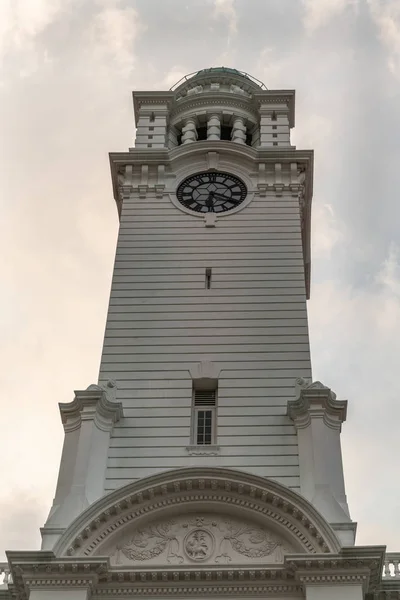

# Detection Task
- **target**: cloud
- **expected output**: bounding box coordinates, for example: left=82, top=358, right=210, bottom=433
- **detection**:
left=88, top=3, right=146, bottom=75
left=213, top=0, right=238, bottom=36
left=163, top=65, right=189, bottom=89
left=0, top=492, right=47, bottom=559
left=308, top=243, right=400, bottom=547
left=368, top=0, right=400, bottom=77
left=301, top=0, right=358, bottom=32
left=312, top=203, right=345, bottom=258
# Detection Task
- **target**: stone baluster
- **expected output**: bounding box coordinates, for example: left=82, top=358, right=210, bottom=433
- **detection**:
left=181, top=118, right=198, bottom=144
left=231, top=117, right=247, bottom=144
left=395, top=559, right=400, bottom=577
left=0, top=564, right=11, bottom=586
left=384, top=556, right=392, bottom=577
left=207, top=114, right=221, bottom=140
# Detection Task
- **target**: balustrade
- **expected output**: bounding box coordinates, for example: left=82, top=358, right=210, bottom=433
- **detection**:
left=383, top=553, right=400, bottom=578
left=0, top=564, right=12, bottom=587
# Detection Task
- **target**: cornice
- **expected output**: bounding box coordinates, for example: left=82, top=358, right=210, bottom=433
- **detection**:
left=286, top=546, right=386, bottom=592
left=132, top=91, right=175, bottom=125
left=253, top=90, right=296, bottom=127
left=169, top=92, right=259, bottom=124
left=287, top=379, right=347, bottom=430
left=59, top=389, right=123, bottom=433
left=6, top=546, right=388, bottom=600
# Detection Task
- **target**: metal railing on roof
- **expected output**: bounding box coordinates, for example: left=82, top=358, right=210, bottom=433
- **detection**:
left=170, top=68, right=267, bottom=91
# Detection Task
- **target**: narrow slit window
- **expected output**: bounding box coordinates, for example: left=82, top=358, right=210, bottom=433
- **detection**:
left=271, top=111, right=277, bottom=121
left=205, top=267, right=212, bottom=289
left=193, top=389, right=217, bottom=445
left=149, top=112, right=155, bottom=122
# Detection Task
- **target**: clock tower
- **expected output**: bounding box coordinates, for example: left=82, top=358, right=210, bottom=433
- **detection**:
left=8, top=68, right=392, bottom=600
left=41, top=67, right=354, bottom=548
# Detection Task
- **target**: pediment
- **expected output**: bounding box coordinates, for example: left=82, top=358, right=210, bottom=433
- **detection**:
left=54, top=468, right=341, bottom=559
left=98, top=511, right=296, bottom=567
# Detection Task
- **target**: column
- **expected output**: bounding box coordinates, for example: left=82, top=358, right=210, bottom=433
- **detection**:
left=181, top=117, right=198, bottom=144
left=231, top=116, right=247, bottom=144
left=207, top=114, right=221, bottom=140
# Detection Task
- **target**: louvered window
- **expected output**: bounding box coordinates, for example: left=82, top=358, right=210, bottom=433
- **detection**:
left=193, top=389, right=217, bottom=445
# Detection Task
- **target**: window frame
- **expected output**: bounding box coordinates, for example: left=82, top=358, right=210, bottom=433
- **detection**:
left=192, top=389, right=217, bottom=446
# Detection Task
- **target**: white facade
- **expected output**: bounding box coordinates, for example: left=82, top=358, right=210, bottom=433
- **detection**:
left=1, top=67, right=397, bottom=600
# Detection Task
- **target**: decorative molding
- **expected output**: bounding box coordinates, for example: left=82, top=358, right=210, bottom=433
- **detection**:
left=6, top=546, right=388, bottom=600
left=288, top=378, right=347, bottom=430
left=204, top=213, right=217, bottom=227
left=109, top=513, right=293, bottom=567
left=206, top=151, right=219, bottom=170
left=189, top=361, right=220, bottom=390
left=52, top=469, right=342, bottom=559
left=59, top=388, right=123, bottom=434
left=170, top=95, right=259, bottom=125
left=186, top=445, right=220, bottom=456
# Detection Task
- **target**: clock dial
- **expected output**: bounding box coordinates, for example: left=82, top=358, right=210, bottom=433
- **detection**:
left=176, top=172, right=247, bottom=214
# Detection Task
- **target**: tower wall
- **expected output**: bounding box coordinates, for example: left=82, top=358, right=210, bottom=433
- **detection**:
left=98, top=151, right=311, bottom=492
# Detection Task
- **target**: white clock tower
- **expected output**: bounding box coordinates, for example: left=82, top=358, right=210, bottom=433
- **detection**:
left=3, top=68, right=395, bottom=600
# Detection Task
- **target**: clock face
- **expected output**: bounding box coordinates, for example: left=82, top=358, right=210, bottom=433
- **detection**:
left=176, top=171, right=247, bottom=214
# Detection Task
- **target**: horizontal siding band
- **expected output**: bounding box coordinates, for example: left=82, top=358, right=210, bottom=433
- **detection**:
left=112, top=425, right=296, bottom=437
left=106, top=310, right=307, bottom=320
left=104, top=318, right=308, bottom=327
left=117, top=240, right=302, bottom=248
left=107, top=304, right=307, bottom=314
left=118, top=233, right=302, bottom=241
left=115, top=414, right=293, bottom=428
left=109, top=268, right=305, bottom=276
left=110, top=283, right=305, bottom=291
left=118, top=226, right=301, bottom=233
left=121, top=406, right=289, bottom=417
left=120, top=215, right=299, bottom=223
left=102, top=345, right=309, bottom=357
left=106, top=466, right=299, bottom=479
left=100, top=360, right=311, bottom=375
left=109, top=435, right=299, bottom=447
left=116, top=248, right=304, bottom=258
left=108, top=445, right=298, bottom=457
left=121, top=207, right=300, bottom=216
left=109, top=287, right=306, bottom=297
left=100, top=352, right=310, bottom=364
left=103, top=335, right=309, bottom=346
left=105, top=480, right=300, bottom=491
left=114, top=256, right=305, bottom=265
left=107, top=456, right=299, bottom=469
left=108, top=298, right=307, bottom=308
left=104, top=327, right=309, bottom=338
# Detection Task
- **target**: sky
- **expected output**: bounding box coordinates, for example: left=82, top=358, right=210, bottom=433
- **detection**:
left=1, top=0, right=400, bottom=560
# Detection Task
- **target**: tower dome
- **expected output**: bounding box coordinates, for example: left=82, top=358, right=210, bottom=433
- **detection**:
left=171, top=66, right=266, bottom=98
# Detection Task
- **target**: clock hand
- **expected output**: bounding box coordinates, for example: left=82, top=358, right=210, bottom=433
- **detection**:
left=212, top=192, right=239, bottom=202
left=205, top=192, right=215, bottom=212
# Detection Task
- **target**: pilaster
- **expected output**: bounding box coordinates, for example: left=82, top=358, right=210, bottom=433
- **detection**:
left=41, top=383, right=123, bottom=550
left=287, top=379, right=354, bottom=545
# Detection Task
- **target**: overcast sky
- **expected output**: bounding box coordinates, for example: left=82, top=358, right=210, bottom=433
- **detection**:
left=1, top=0, right=400, bottom=560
